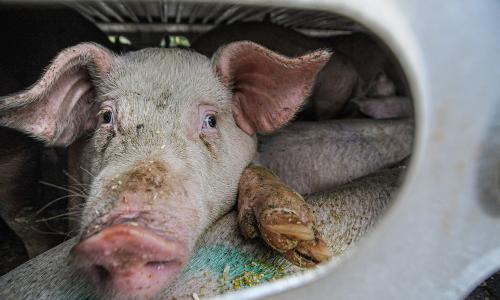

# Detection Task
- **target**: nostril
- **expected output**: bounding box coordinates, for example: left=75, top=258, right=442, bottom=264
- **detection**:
left=92, top=265, right=111, bottom=282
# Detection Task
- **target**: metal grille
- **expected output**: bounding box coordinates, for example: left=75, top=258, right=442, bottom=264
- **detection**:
left=71, top=1, right=364, bottom=36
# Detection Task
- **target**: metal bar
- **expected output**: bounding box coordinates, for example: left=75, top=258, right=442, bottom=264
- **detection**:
left=188, top=4, right=200, bottom=24
left=303, top=15, right=340, bottom=28
left=116, top=1, right=139, bottom=23
left=214, top=5, right=239, bottom=24
left=96, top=2, right=125, bottom=23
left=137, top=2, right=153, bottom=23
left=273, top=12, right=293, bottom=24
left=310, top=18, right=360, bottom=30
left=202, top=4, right=224, bottom=24
left=226, top=7, right=255, bottom=24
left=97, top=23, right=214, bottom=33
left=240, top=7, right=275, bottom=22
left=280, top=11, right=313, bottom=27
left=96, top=23, right=352, bottom=38
left=73, top=3, right=110, bottom=23
left=297, top=29, right=352, bottom=37
left=69, top=4, right=96, bottom=23
left=175, top=2, right=184, bottom=24
left=159, top=0, right=168, bottom=23
left=269, top=8, right=291, bottom=23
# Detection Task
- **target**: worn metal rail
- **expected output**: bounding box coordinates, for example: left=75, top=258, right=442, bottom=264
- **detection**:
left=71, top=1, right=363, bottom=36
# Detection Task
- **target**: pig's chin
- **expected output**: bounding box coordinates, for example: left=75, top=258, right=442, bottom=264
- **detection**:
left=70, top=224, right=188, bottom=300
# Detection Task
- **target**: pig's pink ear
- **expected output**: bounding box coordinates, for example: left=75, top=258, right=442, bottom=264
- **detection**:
left=0, top=43, right=113, bottom=146
left=213, top=41, right=331, bottom=135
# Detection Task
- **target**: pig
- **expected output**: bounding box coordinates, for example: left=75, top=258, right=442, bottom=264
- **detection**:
left=0, top=5, right=115, bottom=259
left=0, top=167, right=404, bottom=299
left=0, top=41, right=331, bottom=299
left=257, top=119, right=413, bottom=195
left=192, top=22, right=410, bottom=120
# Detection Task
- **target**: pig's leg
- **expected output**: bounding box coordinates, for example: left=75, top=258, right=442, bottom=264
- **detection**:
left=351, top=72, right=413, bottom=119
left=237, top=165, right=331, bottom=267
left=353, top=96, right=413, bottom=119
left=241, top=119, right=412, bottom=266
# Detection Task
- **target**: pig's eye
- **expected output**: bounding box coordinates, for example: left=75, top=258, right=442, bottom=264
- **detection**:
left=203, top=114, right=217, bottom=129
left=102, top=111, right=113, bottom=124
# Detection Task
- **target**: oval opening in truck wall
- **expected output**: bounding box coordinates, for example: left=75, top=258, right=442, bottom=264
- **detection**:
left=0, top=1, right=419, bottom=299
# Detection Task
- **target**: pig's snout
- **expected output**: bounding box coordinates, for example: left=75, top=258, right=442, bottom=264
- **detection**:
left=71, top=224, right=186, bottom=299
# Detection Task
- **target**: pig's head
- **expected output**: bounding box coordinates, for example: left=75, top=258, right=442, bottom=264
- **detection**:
left=0, top=42, right=329, bottom=299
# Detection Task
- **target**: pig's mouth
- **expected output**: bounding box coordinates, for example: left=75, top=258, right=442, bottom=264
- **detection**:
left=71, top=214, right=188, bottom=300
